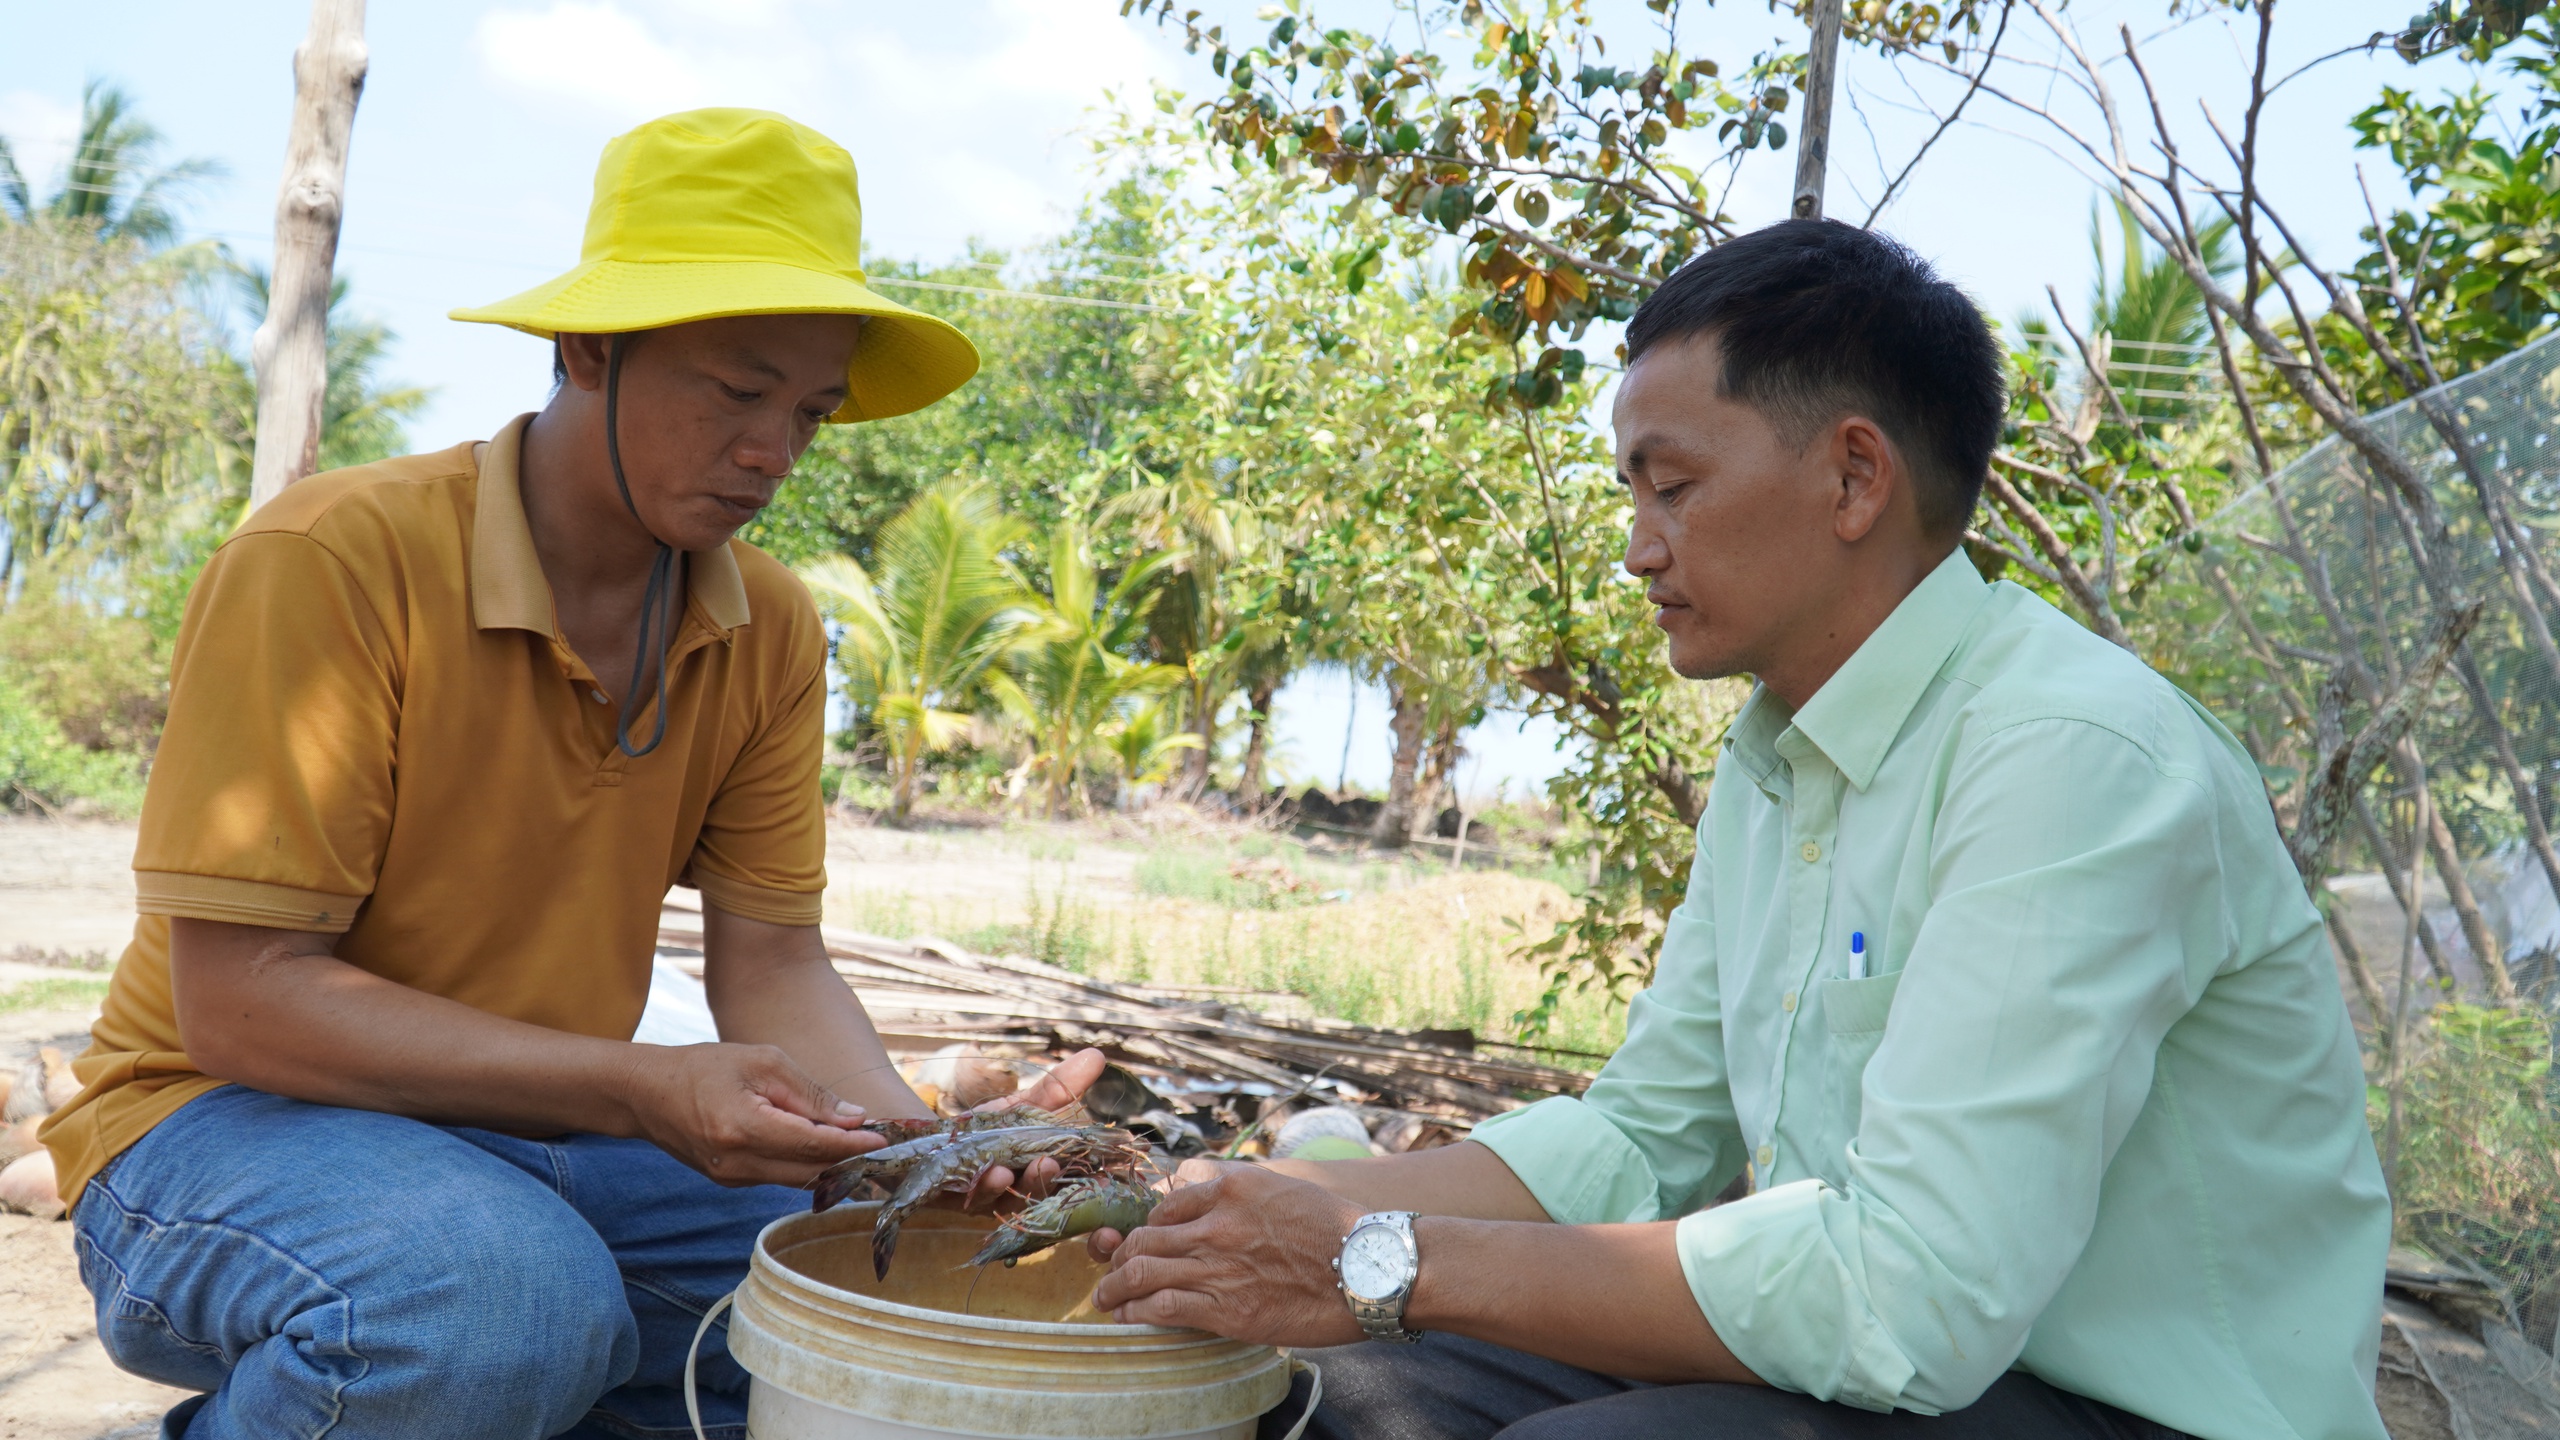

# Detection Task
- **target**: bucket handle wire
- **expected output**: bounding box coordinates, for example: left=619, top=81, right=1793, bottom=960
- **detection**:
left=685, top=1291, right=736, bottom=1440
left=683, top=1290, right=1324, bottom=1440
left=1276, top=1357, right=1325, bottom=1440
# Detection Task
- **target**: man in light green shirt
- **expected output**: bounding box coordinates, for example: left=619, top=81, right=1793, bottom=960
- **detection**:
left=1092, top=220, right=2389, bottom=1440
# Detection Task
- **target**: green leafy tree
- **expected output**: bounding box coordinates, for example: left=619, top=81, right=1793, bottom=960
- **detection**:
left=0, top=80, right=222, bottom=249
left=0, top=215, right=247, bottom=594
left=798, top=481, right=1039, bottom=821
left=747, top=175, right=1187, bottom=566
left=2349, top=34, right=2560, bottom=385
left=991, top=522, right=1187, bottom=816
left=1126, top=0, right=1997, bottom=402
left=1079, top=129, right=1720, bottom=1015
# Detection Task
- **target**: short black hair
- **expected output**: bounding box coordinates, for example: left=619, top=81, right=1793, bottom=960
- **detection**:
left=1624, top=219, right=2004, bottom=538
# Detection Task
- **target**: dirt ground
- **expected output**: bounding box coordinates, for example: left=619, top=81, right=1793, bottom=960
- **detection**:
left=0, top=819, right=186, bottom=1437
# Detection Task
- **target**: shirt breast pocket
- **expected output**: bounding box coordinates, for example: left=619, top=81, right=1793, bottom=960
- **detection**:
left=1820, top=970, right=1904, bottom=1125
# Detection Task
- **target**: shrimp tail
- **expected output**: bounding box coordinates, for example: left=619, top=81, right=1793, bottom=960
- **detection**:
left=871, top=1208, right=906, bottom=1280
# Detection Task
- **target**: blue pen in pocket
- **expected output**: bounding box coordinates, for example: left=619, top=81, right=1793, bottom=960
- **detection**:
left=1849, top=931, right=1867, bottom=980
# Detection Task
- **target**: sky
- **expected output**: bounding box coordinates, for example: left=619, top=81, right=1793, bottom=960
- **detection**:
left=0, top=0, right=2493, bottom=799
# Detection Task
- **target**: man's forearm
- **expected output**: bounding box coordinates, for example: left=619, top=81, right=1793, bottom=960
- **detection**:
left=1407, top=1216, right=1759, bottom=1385
left=700, top=910, right=931, bottom=1120
left=1263, top=1139, right=1554, bottom=1222
left=1223, top=1145, right=1755, bottom=1382
left=172, top=921, right=655, bottom=1135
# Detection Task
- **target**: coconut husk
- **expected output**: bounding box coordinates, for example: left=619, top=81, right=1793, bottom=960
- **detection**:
left=0, top=1148, right=62, bottom=1220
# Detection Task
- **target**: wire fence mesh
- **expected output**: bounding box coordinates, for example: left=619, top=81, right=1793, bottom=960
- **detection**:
left=2135, top=329, right=2560, bottom=1347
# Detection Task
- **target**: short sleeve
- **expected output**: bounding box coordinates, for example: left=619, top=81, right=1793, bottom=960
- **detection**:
left=133, top=532, right=402, bottom=932
left=686, top=631, right=827, bottom=926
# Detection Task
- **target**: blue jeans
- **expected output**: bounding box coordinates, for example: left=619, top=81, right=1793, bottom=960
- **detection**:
left=70, top=1084, right=805, bottom=1440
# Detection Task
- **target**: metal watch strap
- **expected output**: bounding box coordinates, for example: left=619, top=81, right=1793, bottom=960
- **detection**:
left=1337, top=1211, right=1424, bottom=1343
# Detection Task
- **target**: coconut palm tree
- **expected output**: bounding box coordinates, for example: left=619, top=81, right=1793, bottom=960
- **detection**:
left=0, top=81, right=222, bottom=248
left=989, top=521, right=1186, bottom=816
left=1100, top=700, right=1203, bottom=804
left=799, top=481, right=1038, bottom=821
left=1102, top=463, right=1245, bottom=794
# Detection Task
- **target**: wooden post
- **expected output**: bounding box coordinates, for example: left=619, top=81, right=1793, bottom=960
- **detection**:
left=1791, top=0, right=1844, bottom=220
left=250, top=0, right=369, bottom=510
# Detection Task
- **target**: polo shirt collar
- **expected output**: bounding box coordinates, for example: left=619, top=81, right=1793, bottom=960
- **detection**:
left=472, top=413, right=753, bottom=636
left=1787, top=547, right=1992, bottom=790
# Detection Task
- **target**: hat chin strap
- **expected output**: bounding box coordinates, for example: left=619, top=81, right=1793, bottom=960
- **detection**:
left=604, top=335, right=680, bottom=759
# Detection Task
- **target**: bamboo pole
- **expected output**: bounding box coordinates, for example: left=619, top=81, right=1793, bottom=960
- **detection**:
left=1791, top=0, right=1845, bottom=220
left=249, top=0, right=369, bottom=511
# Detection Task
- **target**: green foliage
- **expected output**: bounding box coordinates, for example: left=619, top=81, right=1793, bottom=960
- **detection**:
left=745, top=176, right=1185, bottom=566
left=0, top=666, right=141, bottom=816
left=1124, top=0, right=1990, bottom=403
left=2387, top=1002, right=2560, bottom=1324
left=800, top=480, right=1039, bottom=820
left=1101, top=700, right=1203, bottom=793
left=2351, top=40, right=2560, bottom=383
left=1126, top=0, right=2000, bottom=408
left=2390, top=1, right=2557, bottom=62
left=0, top=79, right=222, bottom=248
left=0, top=215, right=247, bottom=594
left=1071, top=118, right=1719, bottom=1020
left=0, top=568, right=166, bottom=755
left=990, top=523, right=1188, bottom=814
left=0, top=975, right=114, bottom=1013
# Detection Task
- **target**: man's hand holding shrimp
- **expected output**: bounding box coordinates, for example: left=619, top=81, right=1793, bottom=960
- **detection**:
left=1091, top=1160, right=1367, bottom=1347
left=950, top=1047, right=1110, bottom=1209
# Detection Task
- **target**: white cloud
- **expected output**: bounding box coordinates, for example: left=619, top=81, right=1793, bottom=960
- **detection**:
left=465, top=0, right=1183, bottom=254
left=473, top=1, right=712, bottom=122
left=0, top=89, right=83, bottom=196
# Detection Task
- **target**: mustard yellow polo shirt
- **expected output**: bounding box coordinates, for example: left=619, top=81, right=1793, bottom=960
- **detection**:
left=43, top=415, right=830, bottom=1205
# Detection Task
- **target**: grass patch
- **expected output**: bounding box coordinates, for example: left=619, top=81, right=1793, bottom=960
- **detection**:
left=2382, top=1001, right=2560, bottom=1344
left=831, top=846, right=1624, bottom=1063
left=0, top=976, right=111, bottom=1013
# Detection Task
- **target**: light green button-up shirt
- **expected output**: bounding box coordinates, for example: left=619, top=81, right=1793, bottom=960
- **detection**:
left=1473, top=550, right=2389, bottom=1440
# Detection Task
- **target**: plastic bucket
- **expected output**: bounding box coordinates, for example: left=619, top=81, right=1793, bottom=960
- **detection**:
left=721, top=1201, right=1294, bottom=1440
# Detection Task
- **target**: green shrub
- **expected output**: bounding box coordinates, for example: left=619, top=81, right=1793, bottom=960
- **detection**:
left=0, top=667, right=144, bottom=814
left=0, top=582, right=168, bottom=755
left=2384, top=1002, right=2560, bottom=1341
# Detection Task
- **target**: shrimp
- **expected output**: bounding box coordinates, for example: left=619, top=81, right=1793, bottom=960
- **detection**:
left=809, top=1107, right=1071, bottom=1214
left=965, top=1176, right=1158, bottom=1268
left=869, top=1124, right=1147, bottom=1280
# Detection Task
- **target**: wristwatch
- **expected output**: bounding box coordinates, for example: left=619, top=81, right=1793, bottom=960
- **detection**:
left=1333, top=1211, right=1424, bottom=1343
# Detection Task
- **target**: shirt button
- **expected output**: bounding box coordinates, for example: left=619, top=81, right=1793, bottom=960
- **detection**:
left=1799, top=840, right=1822, bottom=863
left=1782, top=990, right=1798, bottom=1013
left=591, top=688, right=610, bottom=703
left=1755, top=1144, right=1775, bottom=1169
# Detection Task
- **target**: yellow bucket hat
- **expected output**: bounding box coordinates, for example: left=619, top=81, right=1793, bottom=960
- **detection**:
left=451, top=108, right=978, bottom=422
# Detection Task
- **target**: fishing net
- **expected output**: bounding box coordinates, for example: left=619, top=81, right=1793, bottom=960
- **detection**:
left=2135, top=328, right=2560, bottom=1346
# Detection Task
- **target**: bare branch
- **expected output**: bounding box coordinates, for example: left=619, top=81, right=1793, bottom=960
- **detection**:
left=1864, top=0, right=2015, bottom=226
left=2288, top=599, right=2482, bottom=874
left=1966, top=524, right=2064, bottom=586
left=1987, top=458, right=2132, bottom=648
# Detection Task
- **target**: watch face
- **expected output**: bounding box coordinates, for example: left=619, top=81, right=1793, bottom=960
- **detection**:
left=1340, top=1225, right=1407, bottom=1300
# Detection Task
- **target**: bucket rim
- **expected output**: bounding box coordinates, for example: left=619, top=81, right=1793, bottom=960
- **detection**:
left=752, top=1205, right=1218, bottom=1342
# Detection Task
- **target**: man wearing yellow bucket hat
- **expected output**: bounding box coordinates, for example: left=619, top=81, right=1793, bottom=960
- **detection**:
left=44, top=109, right=1100, bottom=1439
